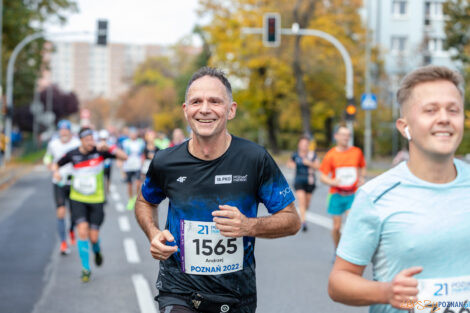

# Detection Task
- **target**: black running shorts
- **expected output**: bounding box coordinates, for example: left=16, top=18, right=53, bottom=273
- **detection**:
left=69, top=200, right=105, bottom=229
left=53, top=184, right=70, bottom=208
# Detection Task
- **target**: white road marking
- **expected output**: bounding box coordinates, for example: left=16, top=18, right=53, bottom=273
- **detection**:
left=124, top=238, right=141, bottom=263
left=118, top=215, right=131, bottom=232
left=111, top=192, right=120, bottom=202
left=110, top=184, right=116, bottom=193
left=116, top=202, right=124, bottom=212
left=306, top=212, right=333, bottom=230
left=132, top=274, right=157, bottom=313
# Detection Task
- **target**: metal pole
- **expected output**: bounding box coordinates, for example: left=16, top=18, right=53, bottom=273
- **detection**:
left=364, top=0, right=372, bottom=164
left=5, top=32, right=45, bottom=161
left=5, top=31, right=91, bottom=162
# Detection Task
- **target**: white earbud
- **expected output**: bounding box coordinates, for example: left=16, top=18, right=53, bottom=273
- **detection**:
left=404, top=126, right=412, bottom=141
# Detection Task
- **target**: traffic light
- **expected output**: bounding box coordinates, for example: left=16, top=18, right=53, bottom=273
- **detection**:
left=97, top=20, right=108, bottom=46
left=345, top=98, right=356, bottom=121
left=263, top=13, right=281, bottom=47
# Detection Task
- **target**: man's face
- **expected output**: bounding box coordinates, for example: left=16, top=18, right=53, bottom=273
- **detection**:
left=183, top=76, right=236, bottom=140
left=81, top=135, right=95, bottom=152
left=401, top=80, right=464, bottom=159
left=334, top=127, right=350, bottom=148
left=59, top=128, right=71, bottom=143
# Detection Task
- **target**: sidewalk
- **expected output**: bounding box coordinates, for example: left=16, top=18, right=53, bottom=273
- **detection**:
left=0, top=162, right=35, bottom=190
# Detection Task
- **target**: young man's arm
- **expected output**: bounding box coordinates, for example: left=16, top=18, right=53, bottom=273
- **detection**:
left=135, top=190, right=177, bottom=260
left=212, top=202, right=300, bottom=238
left=329, top=257, right=422, bottom=308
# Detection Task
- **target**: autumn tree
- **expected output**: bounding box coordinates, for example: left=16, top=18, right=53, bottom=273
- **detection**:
left=3, top=0, right=77, bottom=130
left=443, top=0, right=470, bottom=153
left=197, top=0, right=374, bottom=150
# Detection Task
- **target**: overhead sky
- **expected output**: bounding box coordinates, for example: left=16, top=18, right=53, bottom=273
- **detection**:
left=44, top=0, right=202, bottom=46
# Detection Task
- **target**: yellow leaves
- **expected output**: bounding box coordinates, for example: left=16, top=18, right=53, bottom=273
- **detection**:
left=465, top=110, right=470, bottom=129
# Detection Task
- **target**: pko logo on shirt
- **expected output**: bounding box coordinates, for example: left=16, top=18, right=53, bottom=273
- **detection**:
left=215, top=175, right=232, bottom=184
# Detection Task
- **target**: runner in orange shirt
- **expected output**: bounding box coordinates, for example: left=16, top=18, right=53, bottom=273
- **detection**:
left=320, top=125, right=366, bottom=249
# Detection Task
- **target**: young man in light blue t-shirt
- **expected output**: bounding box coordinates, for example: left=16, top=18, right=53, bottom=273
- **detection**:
left=328, top=65, right=470, bottom=313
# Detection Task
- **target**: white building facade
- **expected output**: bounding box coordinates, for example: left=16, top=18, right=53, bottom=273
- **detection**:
left=369, top=0, right=456, bottom=77
left=44, top=42, right=169, bottom=101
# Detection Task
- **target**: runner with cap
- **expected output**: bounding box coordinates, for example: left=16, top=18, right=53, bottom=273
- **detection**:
left=43, top=120, right=80, bottom=254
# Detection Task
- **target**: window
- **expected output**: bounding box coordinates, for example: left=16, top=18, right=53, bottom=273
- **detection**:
left=425, top=1, right=443, bottom=19
left=391, top=36, right=407, bottom=53
left=392, top=0, right=408, bottom=18
left=426, top=38, right=443, bottom=52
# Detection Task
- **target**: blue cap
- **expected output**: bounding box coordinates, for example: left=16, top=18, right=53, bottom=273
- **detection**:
left=57, top=120, right=71, bottom=130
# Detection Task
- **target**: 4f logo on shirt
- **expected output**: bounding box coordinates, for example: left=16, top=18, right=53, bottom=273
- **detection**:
left=177, top=176, right=187, bottom=183
left=215, top=175, right=232, bottom=184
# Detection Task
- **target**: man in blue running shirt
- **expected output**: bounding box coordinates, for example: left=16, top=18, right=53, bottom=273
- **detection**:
left=329, top=65, right=470, bottom=313
left=135, top=67, right=300, bottom=313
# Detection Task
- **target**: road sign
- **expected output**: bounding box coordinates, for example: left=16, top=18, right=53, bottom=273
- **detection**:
left=361, top=93, right=377, bottom=110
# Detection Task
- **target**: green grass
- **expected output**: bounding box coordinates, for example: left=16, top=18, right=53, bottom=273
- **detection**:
left=17, top=148, right=46, bottom=164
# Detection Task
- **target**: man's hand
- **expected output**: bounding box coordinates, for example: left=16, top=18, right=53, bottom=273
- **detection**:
left=96, top=141, right=108, bottom=152
left=387, top=266, right=423, bottom=309
left=149, top=230, right=178, bottom=260
left=53, top=171, right=61, bottom=182
left=212, top=205, right=252, bottom=238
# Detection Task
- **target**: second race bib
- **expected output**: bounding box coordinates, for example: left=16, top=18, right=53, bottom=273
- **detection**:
left=73, top=174, right=97, bottom=195
left=335, top=167, right=357, bottom=188
left=415, top=275, right=470, bottom=313
left=181, top=220, right=243, bottom=275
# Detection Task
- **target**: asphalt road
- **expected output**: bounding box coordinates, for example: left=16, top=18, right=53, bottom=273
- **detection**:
left=0, top=164, right=371, bottom=313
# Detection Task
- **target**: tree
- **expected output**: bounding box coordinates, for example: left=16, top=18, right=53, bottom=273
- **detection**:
left=443, top=0, right=470, bottom=154
left=3, top=0, right=77, bottom=130
left=197, top=0, right=372, bottom=150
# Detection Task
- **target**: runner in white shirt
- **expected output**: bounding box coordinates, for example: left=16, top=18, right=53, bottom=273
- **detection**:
left=122, top=127, right=145, bottom=210
left=43, top=120, right=81, bottom=254
left=328, top=65, right=470, bottom=313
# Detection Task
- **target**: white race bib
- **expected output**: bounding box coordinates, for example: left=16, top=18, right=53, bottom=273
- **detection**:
left=73, top=174, right=97, bottom=195
left=181, top=220, right=243, bottom=275
left=335, top=167, right=357, bottom=188
left=411, top=276, right=470, bottom=312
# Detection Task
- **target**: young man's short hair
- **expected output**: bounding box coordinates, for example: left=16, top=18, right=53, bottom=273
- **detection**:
left=397, top=65, right=465, bottom=112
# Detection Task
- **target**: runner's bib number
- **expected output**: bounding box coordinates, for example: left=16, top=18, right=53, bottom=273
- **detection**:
left=181, top=220, right=243, bottom=275
left=73, top=174, right=97, bottom=195
left=335, top=167, right=357, bottom=188
left=417, top=275, right=470, bottom=312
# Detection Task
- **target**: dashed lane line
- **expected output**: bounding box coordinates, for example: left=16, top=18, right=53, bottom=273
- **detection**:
left=111, top=192, right=120, bottom=202
left=305, top=211, right=333, bottom=230
left=132, top=274, right=157, bottom=313
left=124, top=238, right=141, bottom=263
left=116, top=202, right=124, bottom=212
left=119, top=215, right=131, bottom=232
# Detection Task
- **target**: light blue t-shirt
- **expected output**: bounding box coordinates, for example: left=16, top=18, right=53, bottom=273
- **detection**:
left=337, top=159, right=470, bottom=313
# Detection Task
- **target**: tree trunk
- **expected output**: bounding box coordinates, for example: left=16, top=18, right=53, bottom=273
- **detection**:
left=292, top=0, right=317, bottom=138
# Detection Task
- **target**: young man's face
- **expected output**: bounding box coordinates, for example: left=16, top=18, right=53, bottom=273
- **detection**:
left=183, top=76, right=236, bottom=140
left=401, top=80, right=464, bottom=160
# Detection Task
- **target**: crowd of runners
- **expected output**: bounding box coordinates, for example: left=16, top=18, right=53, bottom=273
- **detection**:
left=41, top=65, right=469, bottom=313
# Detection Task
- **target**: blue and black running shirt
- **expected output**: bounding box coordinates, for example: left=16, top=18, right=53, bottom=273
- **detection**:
left=141, top=135, right=295, bottom=298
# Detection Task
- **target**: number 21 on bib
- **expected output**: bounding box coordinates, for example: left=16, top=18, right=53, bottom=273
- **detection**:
left=181, top=220, right=244, bottom=275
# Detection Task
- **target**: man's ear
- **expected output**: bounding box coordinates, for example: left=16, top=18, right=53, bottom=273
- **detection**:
left=228, top=102, right=237, bottom=120
left=396, top=118, right=410, bottom=140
